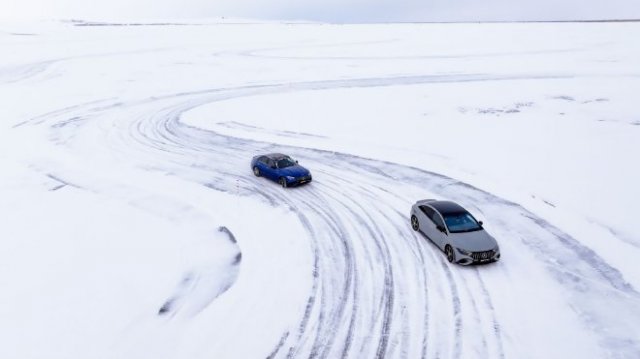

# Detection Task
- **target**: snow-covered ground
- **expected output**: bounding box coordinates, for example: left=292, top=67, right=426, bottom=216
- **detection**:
left=1, top=20, right=639, bottom=358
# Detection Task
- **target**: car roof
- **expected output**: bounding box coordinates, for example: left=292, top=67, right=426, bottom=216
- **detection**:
left=264, top=153, right=289, bottom=160
left=428, top=201, right=468, bottom=215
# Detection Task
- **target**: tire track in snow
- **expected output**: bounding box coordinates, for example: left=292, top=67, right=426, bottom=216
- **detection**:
left=285, top=212, right=321, bottom=359
left=440, top=259, right=463, bottom=359
left=2, top=47, right=181, bottom=86
left=391, top=207, right=431, bottom=359
left=306, top=175, right=414, bottom=357
left=0, top=59, right=58, bottom=84
left=314, top=178, right=395, bottom=358
left=474, top=269, right=506, bottom=359
left=244, top=175, right=358, bottom=359
left=292, top=186, right=357, bottom=359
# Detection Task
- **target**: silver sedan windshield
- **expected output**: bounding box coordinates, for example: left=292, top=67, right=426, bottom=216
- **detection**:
left=443, top=213, right=481, bottom=233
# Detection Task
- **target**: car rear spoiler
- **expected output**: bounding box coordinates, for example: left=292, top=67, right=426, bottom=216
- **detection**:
left=415, top=199, right=437, bottom=205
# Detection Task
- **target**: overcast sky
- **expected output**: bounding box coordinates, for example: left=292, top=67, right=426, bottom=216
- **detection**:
left=1, top=0, right=639, bottom=22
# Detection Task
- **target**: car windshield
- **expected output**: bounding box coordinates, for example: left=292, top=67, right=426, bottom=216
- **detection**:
left=276, top=158, right=296, bottom=168
left=443, top=212, right=482, bottom=233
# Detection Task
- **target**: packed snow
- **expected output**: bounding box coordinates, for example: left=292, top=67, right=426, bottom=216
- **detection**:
left=1, top=20, right=639, bottom=358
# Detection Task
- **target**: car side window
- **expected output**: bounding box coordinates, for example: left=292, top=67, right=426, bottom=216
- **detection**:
left=267, top=159, right=275, bottom=168
left=432, top=212, right=446, bottom=229
left=420, top=205, right=435, bottom=219
left=258, top=156, right=267, bottom=164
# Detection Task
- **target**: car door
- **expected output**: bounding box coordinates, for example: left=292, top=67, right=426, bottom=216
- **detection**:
left=255, top=156, right=268, bottom=174
left=256, top=157, right=269, bottom=178
left=418, top=206, right=439, bottom=244
left=430, top=211, right=450, bottom=249
left=414, top=205, right=430, bottom=235
left=263, top=158, right=278, bottom=180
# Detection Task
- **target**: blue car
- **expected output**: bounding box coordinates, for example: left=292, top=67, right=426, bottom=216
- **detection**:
left=251, top=153, right=312, bottom=188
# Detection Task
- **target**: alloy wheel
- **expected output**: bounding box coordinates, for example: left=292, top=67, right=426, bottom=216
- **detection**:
left=411, top=215, right=419, bottom=231
left=446, top=245, right=455, bottom=263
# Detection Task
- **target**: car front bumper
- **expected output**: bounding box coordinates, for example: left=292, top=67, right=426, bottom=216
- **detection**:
left=286, top=176, right=312, bottom=186
left=456, top=248, right=500, bottom=265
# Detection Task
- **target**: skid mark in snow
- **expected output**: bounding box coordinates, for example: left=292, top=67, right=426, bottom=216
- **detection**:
left=267, top=331, right=290, bottom=359
left=318, top=181, right=394, bottom=358
left=0, top=60, right=57, bottom=83
left=585, top=218, right=640, bottom=249
left=299, top=188, right=357, bottom=359
left=440, top=261, right=463, bottom=359
left=473, top=270, right=506, bottom=359
left=217, top=121, right=327, bottom=139
left=46, top=173, right=82, bottom=191
left=239, top=40, right=584, bottom=62
left=13, top=98, right=117, bottom=128
left=157, top=226, right=241, bottom=319
left=1, top=47, right=181, bottom=87
left=522, top=213, right=635, bottom=294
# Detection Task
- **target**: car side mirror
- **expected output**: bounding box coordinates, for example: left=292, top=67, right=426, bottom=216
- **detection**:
left=437, top=225, right=446, bottom=233
left=478, top=221, right=483, bottom=227
left=270, top=165, right=277, bottom=169
left=295, top=160, right=299, bottom=164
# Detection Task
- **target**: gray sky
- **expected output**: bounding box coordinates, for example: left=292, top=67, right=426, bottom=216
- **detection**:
left=1, top=0, right=639, bottom=22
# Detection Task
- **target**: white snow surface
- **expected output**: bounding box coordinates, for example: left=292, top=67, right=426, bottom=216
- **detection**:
left=1, top=20, right=639, bottom=359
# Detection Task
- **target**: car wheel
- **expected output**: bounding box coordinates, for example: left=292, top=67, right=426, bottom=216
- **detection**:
left=279, top=177, right=287, bottom=188
left=445, top=245, right=455, bottom=263
left=253, top=166, right=261, bottom=177
left=411, top=215, right=419, bottom=231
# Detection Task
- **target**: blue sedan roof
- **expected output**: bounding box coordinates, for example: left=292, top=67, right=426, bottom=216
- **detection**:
left=265, top=153, right=289, bottom=160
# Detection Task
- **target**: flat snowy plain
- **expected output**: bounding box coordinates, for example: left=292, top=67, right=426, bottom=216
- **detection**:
left=1, top=20, right=639, bottom=359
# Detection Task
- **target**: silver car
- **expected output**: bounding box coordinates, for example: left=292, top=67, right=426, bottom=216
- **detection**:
left=410, top=199, right=500, bottom=265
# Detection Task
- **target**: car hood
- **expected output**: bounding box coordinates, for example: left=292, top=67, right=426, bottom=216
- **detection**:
left=278, top=165, right=310, bottom=178
left=450, top=229, right=498, bottom=252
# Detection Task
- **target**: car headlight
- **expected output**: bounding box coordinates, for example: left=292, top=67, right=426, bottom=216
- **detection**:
left=286, top=176, right=296, bottom=181
left=456, top=248, right=472, bottom=256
